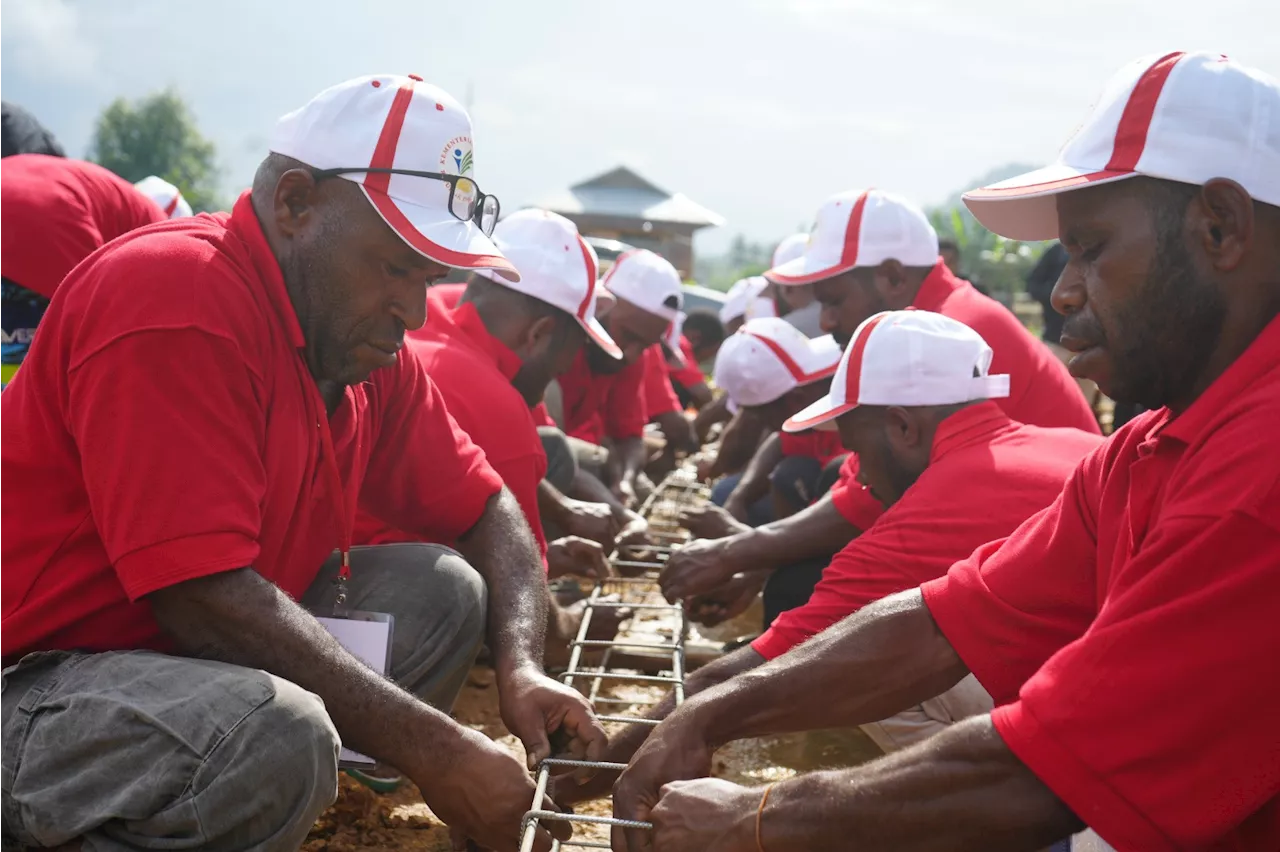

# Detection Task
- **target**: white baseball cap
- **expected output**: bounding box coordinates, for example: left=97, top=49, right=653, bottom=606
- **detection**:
left=134, top=176, right=192, bottom=218
left=600, top=249, right=684, bottom=322
left=269, top=74, right=518, bottom=281
left=964, top=51, right=1280, bottom=241
left=784, top=310, right=1010, bottom=432
left=475, top=209, right=620, bottom=359
left=766, top=190, right=939, bottom=286
left=771, top=232, right=810, bottom=269
left=664, top=312, right=689, bottom=366
left=719, top=276, right=771, bottom=324
left=714, top=317, right=842, bottom=409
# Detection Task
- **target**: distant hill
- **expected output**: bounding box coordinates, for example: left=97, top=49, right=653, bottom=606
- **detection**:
left=939, top=162, right=1041, bottom=211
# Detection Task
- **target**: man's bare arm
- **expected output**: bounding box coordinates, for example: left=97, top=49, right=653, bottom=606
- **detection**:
left=705, top=412, right=768, bottom=479
left=454, top=488, right=547, bottom=678
left=660, top=717, right=1084, bottom=852
left=723, top=433, right=784, bottom=519
left=149, top=567, right=463, bottom=773
left=722, top=490, right=860, bottom=574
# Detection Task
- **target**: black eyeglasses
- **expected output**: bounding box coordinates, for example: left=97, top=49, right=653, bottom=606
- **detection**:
left=313, top=167, right=501, bottom=236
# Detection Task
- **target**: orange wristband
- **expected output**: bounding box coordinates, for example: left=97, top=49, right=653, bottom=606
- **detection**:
left=755, top=782, right=776, bottom=852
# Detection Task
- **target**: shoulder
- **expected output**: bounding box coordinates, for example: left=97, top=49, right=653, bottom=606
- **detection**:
left=56, top=215, right=266, bottom=366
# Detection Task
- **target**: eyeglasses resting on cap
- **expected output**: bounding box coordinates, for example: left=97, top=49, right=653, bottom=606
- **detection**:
left=312, top=167, right=501, bottom=236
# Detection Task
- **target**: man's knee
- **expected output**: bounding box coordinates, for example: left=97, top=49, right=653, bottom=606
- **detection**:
left=217, top=676, right=341, bottom=842
left=539, top=426, right=577, bottom=493
left=769, top=455, right=823, bottom=508
left=424, top=545, right=488, bottom=655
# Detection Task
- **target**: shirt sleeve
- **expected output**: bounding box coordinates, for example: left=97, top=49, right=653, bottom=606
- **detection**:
left=642, top=345, right=682, bottom=419
left=828, top=454, right=886, bottom=532
left=68, top=329, right=266, bottom=601
left=362, top=350, right=504, bottom=543
left=992, top=509, right=1280, bottom=851
left=752, top=522, right=922, bottom=660
left=669, top=338, right=705, bottom=387
left=602, top=356, right=648, bottom=441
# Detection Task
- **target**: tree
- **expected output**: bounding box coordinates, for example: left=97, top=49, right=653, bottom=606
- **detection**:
left=88, top=90, right=222, bottom=212
left=928, top=163, right=1052, bottom=306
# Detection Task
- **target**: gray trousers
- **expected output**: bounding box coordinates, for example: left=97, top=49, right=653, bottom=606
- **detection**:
left=1, top=544, right=486, bottom=852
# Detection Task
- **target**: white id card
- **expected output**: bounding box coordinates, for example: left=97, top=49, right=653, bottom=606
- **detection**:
left=316, top=611, right=395, bottom=768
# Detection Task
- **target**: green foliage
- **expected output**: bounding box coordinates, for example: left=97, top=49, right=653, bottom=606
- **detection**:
left=694, top=233, right=773, bottom=291
left=88, top=90, right=222, bottom=212
left=928, top=201, right=1048, bottom=304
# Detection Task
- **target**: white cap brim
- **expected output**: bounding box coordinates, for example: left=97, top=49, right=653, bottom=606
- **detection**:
left=783, top=393, right=856, bottom=433
left=962, top=163, right=1138, bottom=241
left=764, top=254, right=853, bottom=287
left=359, top=184, right=520, bottom=281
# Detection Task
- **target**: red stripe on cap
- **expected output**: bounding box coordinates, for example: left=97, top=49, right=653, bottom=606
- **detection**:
left=163, top=192, right=180, bottom=216
left=365, top=81, right=416, bottom=188
left=1106, top=51, right=1184, bottom=172
left=359, top=79, right=517, bottom=274
left=575, top=234, right=598, bottom=321
left=743, top=332, right=839, bottom=384
left=842, top=313, right=891, bottom=404
left=837, top=190, right=871, bottom=269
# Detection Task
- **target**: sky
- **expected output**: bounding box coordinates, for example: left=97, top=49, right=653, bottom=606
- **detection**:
left=3, top=0, right=1276, bottom=256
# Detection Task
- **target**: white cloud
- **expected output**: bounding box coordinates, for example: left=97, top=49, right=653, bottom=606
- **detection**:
left=1, top=0, right=99, bottom=84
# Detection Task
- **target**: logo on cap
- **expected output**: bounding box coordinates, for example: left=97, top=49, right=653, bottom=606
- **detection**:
left=440, top=136, right=474, bottom=175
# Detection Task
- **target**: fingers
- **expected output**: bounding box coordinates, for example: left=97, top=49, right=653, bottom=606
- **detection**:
left=521, top=721, right=553, bottom=771
left=540, top=796, right=574, bottom=843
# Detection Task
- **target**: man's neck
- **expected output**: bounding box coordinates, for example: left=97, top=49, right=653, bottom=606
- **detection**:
left=317, top=379, right=345, bottom=417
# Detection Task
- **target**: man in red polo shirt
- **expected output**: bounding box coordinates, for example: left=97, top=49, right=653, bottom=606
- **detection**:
left=612, top=51, right=1280, bottom=852
left=554, top=248, right=692, bottom=507
left=558, top=311, right=1099, bottom=809
left=1, top=155, right=165, bottom=384
left=353, top=208, right=629, bottom=645
left=663, top=188, right=1100, bottom=618
left=691, top=318, right=843, bottom=531
left=1, top=76, right=602, bottom=852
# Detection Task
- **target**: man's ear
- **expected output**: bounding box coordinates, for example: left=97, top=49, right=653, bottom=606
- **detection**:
left=883, top=405, right=920, bottom=452
left=523, top=314, right=560, bottom=353
left=874, top=259, right=908, bottom=295
left=1196, top=178, right=1254, bottom=273
left=273, top=169, right=321, bottom=238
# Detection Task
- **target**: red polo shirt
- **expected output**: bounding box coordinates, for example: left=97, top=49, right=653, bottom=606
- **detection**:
left=557, top=347, right=649, bottom=444
left=753, top=403, right=1100, bottom=660
left=354, top=291, right=549, bottom=557
left=922, top=316, right=1280, bottom=851
left=667, top=336, right=705, bottom=388
left=778, top=430, right=846, bottom=466
left=0, top=192, right=503, bottom=661
left=828, top=262, right=1101, bottom=532
left=643, top=343, right=684, bottom=420
left=1, top=155, right=165, bottom=298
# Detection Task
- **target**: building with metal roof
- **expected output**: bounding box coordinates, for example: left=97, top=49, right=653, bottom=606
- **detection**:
left=534, top=166, right=724, bottom=277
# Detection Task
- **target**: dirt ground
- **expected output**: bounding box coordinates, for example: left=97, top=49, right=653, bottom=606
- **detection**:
left=303, top=664, right=880, bottom=850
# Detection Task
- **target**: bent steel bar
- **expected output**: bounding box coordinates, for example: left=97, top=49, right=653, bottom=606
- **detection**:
left=518, top=469, right=706, bottom=852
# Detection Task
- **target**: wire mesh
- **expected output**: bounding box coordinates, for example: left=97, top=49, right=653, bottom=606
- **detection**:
left=518, top=468, right=709, bottom=852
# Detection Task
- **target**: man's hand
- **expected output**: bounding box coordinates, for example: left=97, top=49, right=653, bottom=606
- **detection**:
left=561, top=498, right=624, bottom=548
left=498, top=665, right=608, bottom=772
left=649, top=779, right=758, bottom=852
left=722, top=493, right=751, bottom=524
left=614, top=513, right=651, bottom=552
left=547, top=536, right=612, bottom=581
left=659, top=537, right=738, bottom=602
left=415, top=725, right=570, bottom=852
left=684, top=573, right=764, bottom=627
left=679, top=504, right=752, bottom=541
left=612, top=712, right=716, bottom=852
left=615, top=475, right=638, bottom=508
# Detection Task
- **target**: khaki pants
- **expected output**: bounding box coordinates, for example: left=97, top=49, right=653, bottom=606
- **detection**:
left=1, top=544, right=486, bottom=852
left=860, top=673, right=994, bottom=754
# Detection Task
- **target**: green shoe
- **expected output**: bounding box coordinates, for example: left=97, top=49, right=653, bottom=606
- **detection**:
left=344, top=767, right=405, bottom=793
